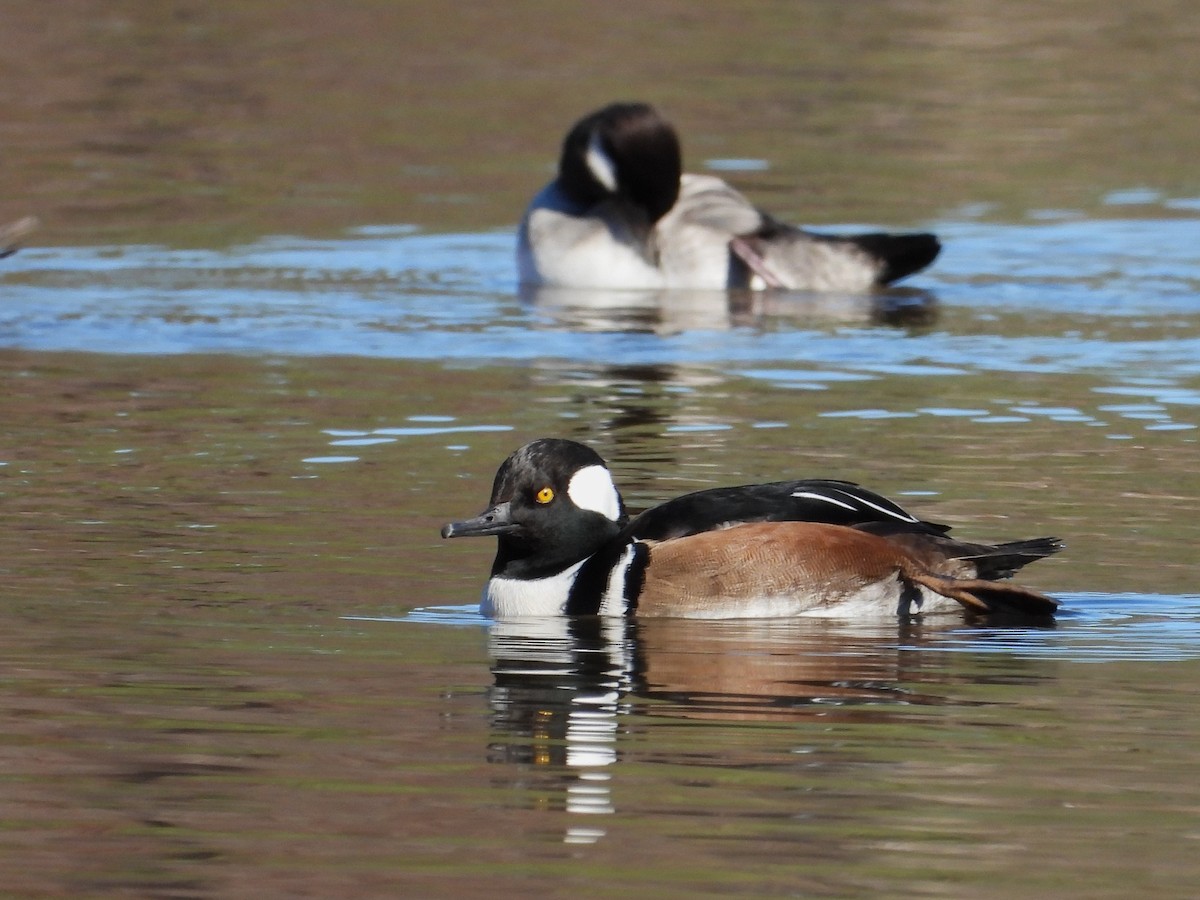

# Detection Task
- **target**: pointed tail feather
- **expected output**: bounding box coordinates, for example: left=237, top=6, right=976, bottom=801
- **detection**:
left=843, top=232, right=941, bottom=285
left=910, top=571, right=1059, bottom=618
left=957, top=536, right=1065, bottom=580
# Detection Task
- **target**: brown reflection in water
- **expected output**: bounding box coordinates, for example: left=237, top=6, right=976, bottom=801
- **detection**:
left=487, top=616, right=1000, bottom=749
left=3, top=1, right=1199, bottom=245
left=483, top=614, right=1055, bottom=846
left=631, top=618, right=960, bottom=721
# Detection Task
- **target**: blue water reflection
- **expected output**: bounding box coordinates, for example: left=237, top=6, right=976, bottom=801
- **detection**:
left=2, top=215, right=1198, bottom=378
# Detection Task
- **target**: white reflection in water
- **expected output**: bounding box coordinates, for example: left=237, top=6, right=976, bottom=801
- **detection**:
left=522, top=283, right=938, bottom=335
left=486, top=617, right=632, bottom=840
left=378, top=593, right=1200, bottom=849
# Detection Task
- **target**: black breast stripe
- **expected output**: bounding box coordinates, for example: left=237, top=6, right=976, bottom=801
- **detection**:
left=622, top=543, right=649, bottom=615
left=565, top=541, right=649, bottom=616
left=565, top=543, right=622, bottom=615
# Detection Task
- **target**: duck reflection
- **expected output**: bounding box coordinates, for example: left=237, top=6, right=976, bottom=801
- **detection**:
left=521, top=283, right=938, bottom=333
left=485, top=615, right=953, bottom=843
left=488, top=617, right=635, bottom=770
left=487, top=617, right=632, bottom=841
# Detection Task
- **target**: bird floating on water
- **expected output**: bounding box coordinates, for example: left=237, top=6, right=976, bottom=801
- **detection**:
left=442, top=439, right=1061, bottom=620
left=517, top=103, right=940, bottom=293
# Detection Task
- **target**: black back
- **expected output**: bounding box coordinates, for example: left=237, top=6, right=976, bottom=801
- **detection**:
left=621, top=478, right=950, bottom=543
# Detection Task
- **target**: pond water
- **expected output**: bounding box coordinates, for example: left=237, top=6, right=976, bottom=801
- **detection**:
left=3, top=1, right=1200, bottom=897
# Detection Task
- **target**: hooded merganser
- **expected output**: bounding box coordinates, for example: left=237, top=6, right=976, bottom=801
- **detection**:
left=517, top=103, right=940, bottom=293
left=441, top=439, right=1061, bottom=620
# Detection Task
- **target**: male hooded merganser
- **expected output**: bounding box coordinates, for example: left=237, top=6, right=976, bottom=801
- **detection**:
left=517, top=103, right=941, bottom=293
left=441, top=439, right=1062, bottom=620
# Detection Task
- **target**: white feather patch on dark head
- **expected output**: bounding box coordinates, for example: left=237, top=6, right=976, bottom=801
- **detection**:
left=585, top=130, right=619, bottom=193
left=567, top=464, right=621, bottom=521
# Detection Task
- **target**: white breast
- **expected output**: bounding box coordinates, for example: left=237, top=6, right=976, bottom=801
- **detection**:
left=481, top=545, right=640, bottom=619
left=518, top=184, right=664, bottom=289
left=481, top=561, right=585, bottom=617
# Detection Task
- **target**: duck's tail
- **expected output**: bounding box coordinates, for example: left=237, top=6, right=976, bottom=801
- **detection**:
left=955, top=536, right=1065, bottom=581
left=733, top=221, right=941, bottom=290
left=861, top=528, right=1064, bottom=581
left=909, top=570, right=1059, bottom=618
left=841, top=232, right=941, bottom=285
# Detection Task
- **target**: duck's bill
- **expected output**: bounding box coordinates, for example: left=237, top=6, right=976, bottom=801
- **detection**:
left=440, top=502, right=518, bottom=539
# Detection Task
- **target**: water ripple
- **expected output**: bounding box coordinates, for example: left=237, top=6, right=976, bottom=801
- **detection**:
left=1, top=219, right=1198, bottom=386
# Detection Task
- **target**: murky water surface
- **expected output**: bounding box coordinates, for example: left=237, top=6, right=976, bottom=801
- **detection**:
left=3, top=2, right=1200, bottom=896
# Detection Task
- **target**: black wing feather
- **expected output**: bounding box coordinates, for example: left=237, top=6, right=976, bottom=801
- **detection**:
left=622, top=479, right=949, bottom=542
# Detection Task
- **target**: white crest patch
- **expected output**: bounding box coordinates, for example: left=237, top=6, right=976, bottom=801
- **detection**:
left=585, top=131, right=618, bottom=192
left=567, top=464, right=621, bottom=521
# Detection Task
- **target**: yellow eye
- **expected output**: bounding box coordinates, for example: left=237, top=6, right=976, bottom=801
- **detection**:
left=535, top=486, right=555, bottom=504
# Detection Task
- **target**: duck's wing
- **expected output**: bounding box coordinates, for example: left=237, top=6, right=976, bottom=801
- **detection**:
left=665, top=176, right=940, bottom=291
left=724, top=218, right=940, bottom=292
left=623, top=478, right=948, bottom=542
left=668, top=174, right=765, bottom=235
left=735, top=219, right=941, bottom=291
left=654, top=175, right=769, bottom=288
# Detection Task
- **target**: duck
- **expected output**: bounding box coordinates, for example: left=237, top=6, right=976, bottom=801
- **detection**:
left=517, top=102, right=941, bottom=293
left=441, top=438, right=1062, bottom=620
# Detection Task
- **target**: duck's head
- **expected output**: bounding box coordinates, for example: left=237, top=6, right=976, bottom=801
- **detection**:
left=442, top=439, right=626, bottom=579
left=558, top=102, right=682, bottom=223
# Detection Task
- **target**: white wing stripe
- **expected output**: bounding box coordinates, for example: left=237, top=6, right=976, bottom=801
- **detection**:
left=828, top=489, right=919, bottom=522
left=791, top=488, right=919, bottom=522
left=791, top=491, right=857, bottom=511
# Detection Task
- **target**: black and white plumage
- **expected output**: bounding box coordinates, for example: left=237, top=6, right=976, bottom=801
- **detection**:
left=441, top=439, right=1062, bottom=621
left=517, top=103, right=940, bottom=293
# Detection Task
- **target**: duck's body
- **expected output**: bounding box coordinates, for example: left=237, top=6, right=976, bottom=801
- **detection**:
left=517, top=103, right=940, bottom=293
left=441, top=439, right=1061, bottom=620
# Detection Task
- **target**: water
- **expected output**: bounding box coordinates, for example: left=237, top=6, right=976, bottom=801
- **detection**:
left=3, top=1, right=1200, bottom=896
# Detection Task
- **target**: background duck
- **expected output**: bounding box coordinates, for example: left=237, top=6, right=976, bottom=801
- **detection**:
left=517, top=103, right=941, bottom=293
left=442, top=439, right=1061, bottom=620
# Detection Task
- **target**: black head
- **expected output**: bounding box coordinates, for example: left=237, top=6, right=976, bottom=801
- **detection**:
left=557, top=102, right=682, bottom=223
left=441, top=439, right=626, bottom=579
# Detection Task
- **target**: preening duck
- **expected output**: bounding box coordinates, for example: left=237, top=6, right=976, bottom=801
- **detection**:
left=517, top=102, right=940, bottom=293
left=441, top=439, right=1061, bottom=620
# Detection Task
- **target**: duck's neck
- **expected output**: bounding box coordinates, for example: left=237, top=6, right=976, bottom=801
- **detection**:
left=483, top=538, right=649, bottom=618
